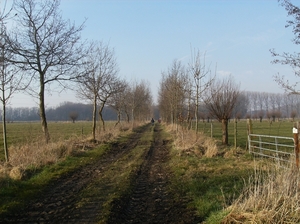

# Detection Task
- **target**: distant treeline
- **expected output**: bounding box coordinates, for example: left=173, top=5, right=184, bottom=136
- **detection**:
left=4, top=102, right=117, bottom=122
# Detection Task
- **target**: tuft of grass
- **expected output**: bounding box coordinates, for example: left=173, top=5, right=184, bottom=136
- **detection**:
left=222, top=160, right=300, bottom=223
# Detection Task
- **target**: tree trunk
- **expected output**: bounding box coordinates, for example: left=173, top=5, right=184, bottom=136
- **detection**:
left=195, top=103, right=198, bottom=135
left=99, top=101, right=105, bottom=132
left=131, top=108, right=134, bottom=129
left=187, top=90, right=191, bottom=130
left=39, top=79, right=50, bottom=143
left=115, top=109, right=121, bottom=127
left=221, top=118, right=229, bottom=145
left=2, top=99, right=8, bottom=162
left=195, top=83, right=199, bottom=135
left=92, top=96, right=97, bottom=141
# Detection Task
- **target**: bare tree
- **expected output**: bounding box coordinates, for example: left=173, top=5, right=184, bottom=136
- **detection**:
left=109, top=80, right=129, bottom=127
left=0, top=2, right=22, bottom=162
left=69, top=111, right=78, bottom=123
left=262, top=92, right=270, bottom=113
left=188, top=50, right=215, bottom=135
left=232, top=92, right=248, bottom=119
left=291, top=110, right=297, bottom=121
left=98, top=77, right=125, bottom=132
left=203, top=75, right=240, bottom=145
left=258, top=110, right=264, bottom=122
left=77, top=41, right=120, bottom=140
left=6, top=0, right=85, bottom=143
left=185, top=75, right=194, bottom=129
left=270, top=0, right=300, bottom=94
left=158, top=60, right=187, bottom=125
left=127, top=80, right=153, bottom=126
left=257, top=92, right=266, bottom=121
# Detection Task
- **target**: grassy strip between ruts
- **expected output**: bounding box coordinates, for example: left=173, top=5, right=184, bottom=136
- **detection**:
left=0, top=123, right=154, bottom=220
left=76, top=124, right=155, bottom=223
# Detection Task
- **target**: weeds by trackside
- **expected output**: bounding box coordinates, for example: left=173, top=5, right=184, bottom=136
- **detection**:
left=222, top=160, right=300, bottom=223
left=165, top=122, right=300, bottom=223
left=164, top=123, right=254, bottom=222
left=0, top=121, right=134, bottom=180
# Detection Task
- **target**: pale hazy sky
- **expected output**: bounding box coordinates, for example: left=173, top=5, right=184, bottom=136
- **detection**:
left=8, top=0, right=298, bottom=108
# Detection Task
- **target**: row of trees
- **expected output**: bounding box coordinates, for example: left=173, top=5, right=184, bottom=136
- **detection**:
left=159, top=0, right=300, bottom=146
left=158, top=56, right=240, bottom=145
left=2, top=102, right=117, bottom=122
left=245, top=91, right=300, bottom=121
left=157, top=56, right=300, bottom=145
left=0, top=0, right=153, bottom=162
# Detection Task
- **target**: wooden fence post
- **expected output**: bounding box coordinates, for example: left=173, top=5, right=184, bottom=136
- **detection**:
left=234, top=119, right=237, bottom=149
left=210, top=122, right=213, bottom=138
left=247, top=119, right=253, bottom=151
left=293, top=122, right=299, bottom=168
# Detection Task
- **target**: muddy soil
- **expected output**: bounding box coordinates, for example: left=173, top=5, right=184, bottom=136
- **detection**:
left=1, top=124, right=200, bottom=224
left=107, top=124, right=201, bottom=224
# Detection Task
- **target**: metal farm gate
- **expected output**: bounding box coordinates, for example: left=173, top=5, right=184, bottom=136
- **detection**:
left=248, top=134, right=295, bottom=166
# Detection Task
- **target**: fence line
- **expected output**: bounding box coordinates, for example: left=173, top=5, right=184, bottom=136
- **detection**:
left=248, top=133, right=295, bottom=166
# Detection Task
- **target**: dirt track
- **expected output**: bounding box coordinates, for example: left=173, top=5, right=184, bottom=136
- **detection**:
left=1, top=123, right=200, bottom=223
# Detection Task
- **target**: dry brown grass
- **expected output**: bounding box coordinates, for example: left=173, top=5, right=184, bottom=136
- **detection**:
left=223, top=160, right=300, bottom=223
left=165, top=123, right=219, bottom=158
left=0, top=121, right=134, bottom=180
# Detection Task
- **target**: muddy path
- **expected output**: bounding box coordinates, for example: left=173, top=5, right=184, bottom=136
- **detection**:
left=107, top=124, right=200, bottom=224
left=1, top=124, right=200, bottom=223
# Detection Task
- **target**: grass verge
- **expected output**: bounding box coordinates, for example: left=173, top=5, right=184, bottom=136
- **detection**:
left=0, top=143, right=110, bottom=216
left=165, top=123, right=255, bottom=223
left=222, top=161, right=300, bottom=223
left=0, top=123, right=155, bottom=222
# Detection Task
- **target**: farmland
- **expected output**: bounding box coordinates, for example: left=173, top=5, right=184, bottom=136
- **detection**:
left=197, top=118, right=295, bottom=148
left=0, top=120, right=298, bottom=223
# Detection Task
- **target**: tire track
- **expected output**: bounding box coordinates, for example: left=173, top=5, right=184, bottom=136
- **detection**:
left=107, top=124, right=200, bottom=224
left=1, top=125, right=149, bottom=224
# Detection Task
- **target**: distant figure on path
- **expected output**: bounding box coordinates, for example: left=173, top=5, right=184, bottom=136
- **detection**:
left=151, top=118, right=154, bottom=125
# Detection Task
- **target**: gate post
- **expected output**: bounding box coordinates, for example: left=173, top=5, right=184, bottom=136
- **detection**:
left=247, top=119, right=253, bottom=152
left=293, top=122, right=299, bottom=168
left=234, top=118, right=237, bottom=149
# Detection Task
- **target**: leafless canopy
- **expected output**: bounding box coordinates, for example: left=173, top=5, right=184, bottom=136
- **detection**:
left=5, top=0, right=86, bottom=143
left=203, top=75, right=240, bottom=144
left=77, top=40, right=123, bottom=139
left=7, top=0, right=86, bottom=90
left=203, top=76, right=240, bottom=121
left=270, top=0, right=300, bottom=94
left=158, top=60, right=188, bottom=124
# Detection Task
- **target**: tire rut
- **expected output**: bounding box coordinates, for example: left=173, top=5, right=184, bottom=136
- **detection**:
left=1, top=125, right=149, bottom=224
left=107, top=124, right=200, bottom=224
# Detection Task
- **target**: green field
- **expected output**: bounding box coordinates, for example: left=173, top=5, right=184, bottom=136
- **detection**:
left=0, top=119, right=295, bottom=148
left=0, top=121, right=104, bottom=161
left=196, top=119, right=295, bottom=148
left=0, top=119, right=296, bottom=161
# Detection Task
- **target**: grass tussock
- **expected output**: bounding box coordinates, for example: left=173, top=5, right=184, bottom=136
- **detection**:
left=165, top=124, right=219, bottom=158
left=222, top=161, right=300, bottom=223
